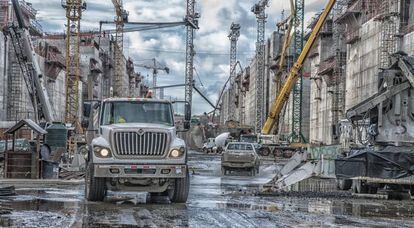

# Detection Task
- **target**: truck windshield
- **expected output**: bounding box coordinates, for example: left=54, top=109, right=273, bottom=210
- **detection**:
left=101, top=101, right=174, bottom=126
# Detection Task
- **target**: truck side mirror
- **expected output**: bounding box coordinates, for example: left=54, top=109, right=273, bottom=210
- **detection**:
left=184, top=102, right=191, bottom=130
left=185, top=103, right=191, bottom=122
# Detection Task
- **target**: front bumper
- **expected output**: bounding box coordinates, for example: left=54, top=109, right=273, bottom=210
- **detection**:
left=94, top=164, right=187, bottom=178
left=222, top=161, right=255, bottom=168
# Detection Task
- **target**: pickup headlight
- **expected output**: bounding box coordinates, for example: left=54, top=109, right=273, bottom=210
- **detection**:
left=94, top=146, right=112, bottom=158
left=169, top=147, right=185, bottom=158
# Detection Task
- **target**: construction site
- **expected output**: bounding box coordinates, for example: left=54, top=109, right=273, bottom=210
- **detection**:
left=0, top=0, right=413, bottom=227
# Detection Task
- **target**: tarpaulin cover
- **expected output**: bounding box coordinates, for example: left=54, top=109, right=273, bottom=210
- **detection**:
left=335, top=146, right=414, bottom=179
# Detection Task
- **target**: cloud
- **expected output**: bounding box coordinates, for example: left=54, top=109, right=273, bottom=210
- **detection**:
left=28, top=0, right=326, bottom=115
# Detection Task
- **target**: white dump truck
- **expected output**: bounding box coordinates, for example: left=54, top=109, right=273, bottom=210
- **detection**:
left=83, top=98, right=191, bottom=202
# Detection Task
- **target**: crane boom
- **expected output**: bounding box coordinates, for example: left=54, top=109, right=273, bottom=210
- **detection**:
left=261, top=0, right=336, bottom=134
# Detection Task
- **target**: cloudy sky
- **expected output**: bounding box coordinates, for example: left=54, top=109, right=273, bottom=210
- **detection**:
left=29, top=0, right=324, bottom=115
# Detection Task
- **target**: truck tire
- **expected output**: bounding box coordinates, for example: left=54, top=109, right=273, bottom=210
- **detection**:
left=251, top=168, right=256, bottom=176
left=169, top=169, right=190, bottom=203
left=337, top=179, right=352, bottom=190
left=260, top=147, right=270, bottom=156
left=352, top=180, right=368, bottom=194
left=221, top=167, right=228, bottom=175
left=85, top=163, right=106, bottom=201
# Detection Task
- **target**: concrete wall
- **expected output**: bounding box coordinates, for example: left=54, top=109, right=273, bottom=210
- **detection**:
left=345, top=19, right=381, bottom=110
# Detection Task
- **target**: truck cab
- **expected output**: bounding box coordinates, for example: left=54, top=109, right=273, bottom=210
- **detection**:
left=84, top=98, right=191, bottom=202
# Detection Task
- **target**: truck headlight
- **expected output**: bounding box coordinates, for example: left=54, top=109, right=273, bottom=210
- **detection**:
left=169, top=147, right=185, bottom=158
left=94, top=146, right=112, bottom=158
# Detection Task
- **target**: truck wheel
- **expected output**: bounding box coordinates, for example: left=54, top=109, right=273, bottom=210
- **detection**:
left=337, top=179, right=352, bottom=190
left=221, top=167, right=227, bottom=175
left=169, top=169, right=190, bottom=203
left=260, top=147, right=270, bottom=156
left=250, top=168, right=256, bottom=176
left=85, top=163, right=106, bottom=201
left=352, top=180, right=368, bottom=194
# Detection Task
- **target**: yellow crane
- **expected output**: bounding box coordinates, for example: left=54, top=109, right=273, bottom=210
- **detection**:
left=262, top=0, right=336, bottom=134
left=62, top=0, right=86, bottom=129
left=271, top=0, right=295, bottom=134
left=111, top=0, right=128, bottom=97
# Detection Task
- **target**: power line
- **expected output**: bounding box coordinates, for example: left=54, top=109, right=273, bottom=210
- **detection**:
left=127, top=47, right=255, bottom=56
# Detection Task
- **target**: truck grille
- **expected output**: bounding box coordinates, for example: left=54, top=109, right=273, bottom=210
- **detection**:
left=113, top=131, right=169, bottom=157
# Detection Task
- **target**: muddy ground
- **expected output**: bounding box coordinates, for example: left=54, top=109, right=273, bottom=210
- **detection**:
left=0, top=151, right=414, bottom=227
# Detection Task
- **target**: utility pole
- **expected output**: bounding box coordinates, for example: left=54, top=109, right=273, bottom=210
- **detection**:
left=228, top=22, right=240, bottom=122
left=252, top=0, right=269, bottom=132
left=291, top=0, right=305, bottom=143
left=62, top=0, right=86, bottom=128
left=185, top=0, right=199, bottom=123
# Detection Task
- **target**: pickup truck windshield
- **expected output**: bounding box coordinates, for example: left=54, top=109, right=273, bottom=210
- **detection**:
left=101, top=101, right=174, bottom=126
left=240, top=135, right=257, bottom=143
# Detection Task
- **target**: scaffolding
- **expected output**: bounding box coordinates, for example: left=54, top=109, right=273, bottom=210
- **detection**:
left=376, top=0, right=400, bottom=69
left=330, top=0, right=347, bottom=143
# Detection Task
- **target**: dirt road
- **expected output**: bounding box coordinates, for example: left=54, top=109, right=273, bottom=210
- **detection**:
left=1, top=151, right=414, bottom=227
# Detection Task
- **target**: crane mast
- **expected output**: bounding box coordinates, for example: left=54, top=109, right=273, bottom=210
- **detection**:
left=291, top=0, right=305, bottom=142
left=111, top=0, right=128, bottom=97
left=62, top=0, right=85, bottom=128
left=228, top=23, right=241, bottom=122
left=252, top=0, right=269, bottom=132
left=185, top=0, right=199, bottom=125
left=262, top=0, right=337, bottom=134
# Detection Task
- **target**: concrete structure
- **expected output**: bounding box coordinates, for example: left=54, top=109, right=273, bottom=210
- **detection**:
left=307, top=0, right=414, bottom=146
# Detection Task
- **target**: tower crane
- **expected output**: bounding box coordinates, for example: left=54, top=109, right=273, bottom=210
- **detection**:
left=185, top=0, right=199, bottom=128
left=228, top=22, right=241, bottom=122
left=251, top=0, right=269, bottom=132
left=111, top=0, right=128, bottom=97
left=62, top=0, right=86, bottom=129
left=291, top=0, right=306, bottom=143
left=134, top=59, right=169, bottom=99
